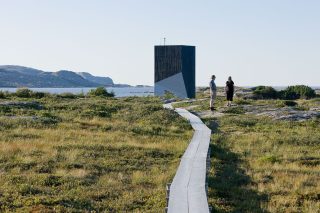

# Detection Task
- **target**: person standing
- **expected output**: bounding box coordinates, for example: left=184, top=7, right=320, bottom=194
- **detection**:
left=209, top=75, right=217, bottom=111
left=225, top=76, right=234, bottom=107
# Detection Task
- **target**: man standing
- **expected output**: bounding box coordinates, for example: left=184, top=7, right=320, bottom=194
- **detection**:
left=209, top=75, right=217, bottom=111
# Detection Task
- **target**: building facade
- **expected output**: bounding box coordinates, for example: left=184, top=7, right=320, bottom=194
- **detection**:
left=154, top=45, right=195, bottom=98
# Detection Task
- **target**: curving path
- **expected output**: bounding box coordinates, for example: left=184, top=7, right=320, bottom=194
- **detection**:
left=164, top=102, right=211, bottom=213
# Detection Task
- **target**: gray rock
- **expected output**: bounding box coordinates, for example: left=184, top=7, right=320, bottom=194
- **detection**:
left=275, top=111, right=320, bottom=121
left=244, top=105, right=320, bottom=121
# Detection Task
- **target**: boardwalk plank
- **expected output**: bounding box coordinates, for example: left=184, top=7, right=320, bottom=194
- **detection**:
left=165, top=103, right=211, bottom=213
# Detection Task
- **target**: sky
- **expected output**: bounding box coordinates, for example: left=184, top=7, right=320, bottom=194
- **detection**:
left=0, top=0, right=319, bottom=86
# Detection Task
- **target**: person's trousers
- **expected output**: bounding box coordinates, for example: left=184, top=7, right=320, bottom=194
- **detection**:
left=210, top=91, right=216, bottom=108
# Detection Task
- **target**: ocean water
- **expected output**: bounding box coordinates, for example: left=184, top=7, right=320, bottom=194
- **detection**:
left=0, top=87, right=154, bottom=97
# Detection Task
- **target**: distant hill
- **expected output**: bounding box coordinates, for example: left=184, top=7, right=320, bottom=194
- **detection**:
left=77, top=72, right=113, bottom=86
left=0, top=65, right=114, bottom=88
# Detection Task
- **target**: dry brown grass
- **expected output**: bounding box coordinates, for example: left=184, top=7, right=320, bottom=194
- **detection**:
left=0, top=96, right=192, bottom=212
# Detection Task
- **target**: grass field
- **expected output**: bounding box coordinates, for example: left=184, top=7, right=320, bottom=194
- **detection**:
left=1, top=90, right=319, bottom=212
left=0, top=95, right=192, bottom=212
left=175, top=92, right=320, bottom=213
left=206, top=114, right=320, bottom=212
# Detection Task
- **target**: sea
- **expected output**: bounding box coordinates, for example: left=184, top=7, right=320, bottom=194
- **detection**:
left=0, top=87, right=154, bottom=98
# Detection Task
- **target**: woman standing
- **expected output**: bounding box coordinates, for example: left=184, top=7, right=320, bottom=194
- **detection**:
left=225, top=76, right=234, bottom=107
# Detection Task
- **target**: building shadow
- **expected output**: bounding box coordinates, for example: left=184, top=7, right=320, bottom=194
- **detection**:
left=207, top=143, right=269, bottom=213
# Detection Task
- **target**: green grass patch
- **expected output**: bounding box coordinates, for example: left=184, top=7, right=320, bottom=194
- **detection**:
left=221, top=106, right=245, bottom=114
left=0, top=96, right=192, bottom=212
left=207, top=112, right=320, bottom=212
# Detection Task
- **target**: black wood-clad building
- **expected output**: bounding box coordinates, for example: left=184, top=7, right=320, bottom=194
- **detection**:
left=154, top=45, right=195, bottom=98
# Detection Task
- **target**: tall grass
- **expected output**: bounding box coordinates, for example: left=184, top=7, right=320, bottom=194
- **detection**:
left=181, top=92, right=320, bottom=212
left=0, top=96, right=192, bottom=212
left=207, top=114, right=320, bottom=212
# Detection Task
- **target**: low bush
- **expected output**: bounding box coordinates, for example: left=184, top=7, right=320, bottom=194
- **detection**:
left=279, top=100, right=297, bottom=107
left=252, top=86, right=278, bottom=99
left=280, top=85, right=316, bottom=100
left=32, top=91, right=48, bottom=99
left=0, top=91, right=6, bottom=99
left=277, top=89, right=299, bottom=100
left=250, top=85, right=316, bottom=100
left=13, top=88, right=49, bottom=99
left=0, top=105, right=11, bottom=115
left=87, top=87, right=114, bottom=97
left=57, top=92, right=78, bottom=99
left=284, top=100, right=298, bottom=107
left=163, top=91, right=176, bottom=99
left=15, top=88, right=33, bottom=98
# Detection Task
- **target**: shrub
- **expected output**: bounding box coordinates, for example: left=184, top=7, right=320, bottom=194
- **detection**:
left=278, top=85, right=316, bottom=100
left=32, top=91, right=47, bottom=99
left=252, top=86, right=278, bottom=99
left=277, top=100, right=298, bottom=107
left=57, top=92, right=78, bottom=99
left=291, top=85, right=315, bottom=99
left=163, top=91, right=176, bottom=99
left=15, top=88, right=33, bottom=98
left=0, top=91, right=6, bottom=99
left=251, top=85, right=316, bottom=100
left=87, top=87, right=114, bottom=97
left=12, top=88, right=49, bottom=99
left=277, top=89, right=299, bottom=100
left=284, top=100, right=297, bottom=106
left=0, top=105, right=11, bottom=115
left=295, top=85, right=316, bottom=99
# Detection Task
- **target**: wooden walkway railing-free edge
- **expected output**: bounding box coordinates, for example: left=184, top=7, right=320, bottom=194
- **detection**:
left=164, top=103, right=212, bottom=213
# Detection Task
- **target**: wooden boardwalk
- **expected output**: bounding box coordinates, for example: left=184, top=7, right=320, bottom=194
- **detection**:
left=164, top=103, right=211, bottom=213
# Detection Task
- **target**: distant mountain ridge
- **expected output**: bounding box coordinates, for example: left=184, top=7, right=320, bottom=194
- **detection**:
left=77, top=72, right=113, bottom=86
left=0, top=65, right=114, bottom=88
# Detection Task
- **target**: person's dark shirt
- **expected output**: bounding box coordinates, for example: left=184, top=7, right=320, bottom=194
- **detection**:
left=226, top=80, right=234, bottom=93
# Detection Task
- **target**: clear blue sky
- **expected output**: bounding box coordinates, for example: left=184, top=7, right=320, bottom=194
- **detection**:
left=1, top=0, right=319, bottom=86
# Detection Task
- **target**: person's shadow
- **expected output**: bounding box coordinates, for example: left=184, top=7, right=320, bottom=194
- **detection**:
left=206, top=122, right=268, bottom=212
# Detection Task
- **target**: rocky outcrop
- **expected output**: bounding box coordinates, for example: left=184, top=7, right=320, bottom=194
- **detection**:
left=243, top=105, right=320, bottom=121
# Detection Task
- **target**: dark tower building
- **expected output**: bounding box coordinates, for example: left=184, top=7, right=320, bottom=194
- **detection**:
left=154, top=45, right=195, bottom=98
